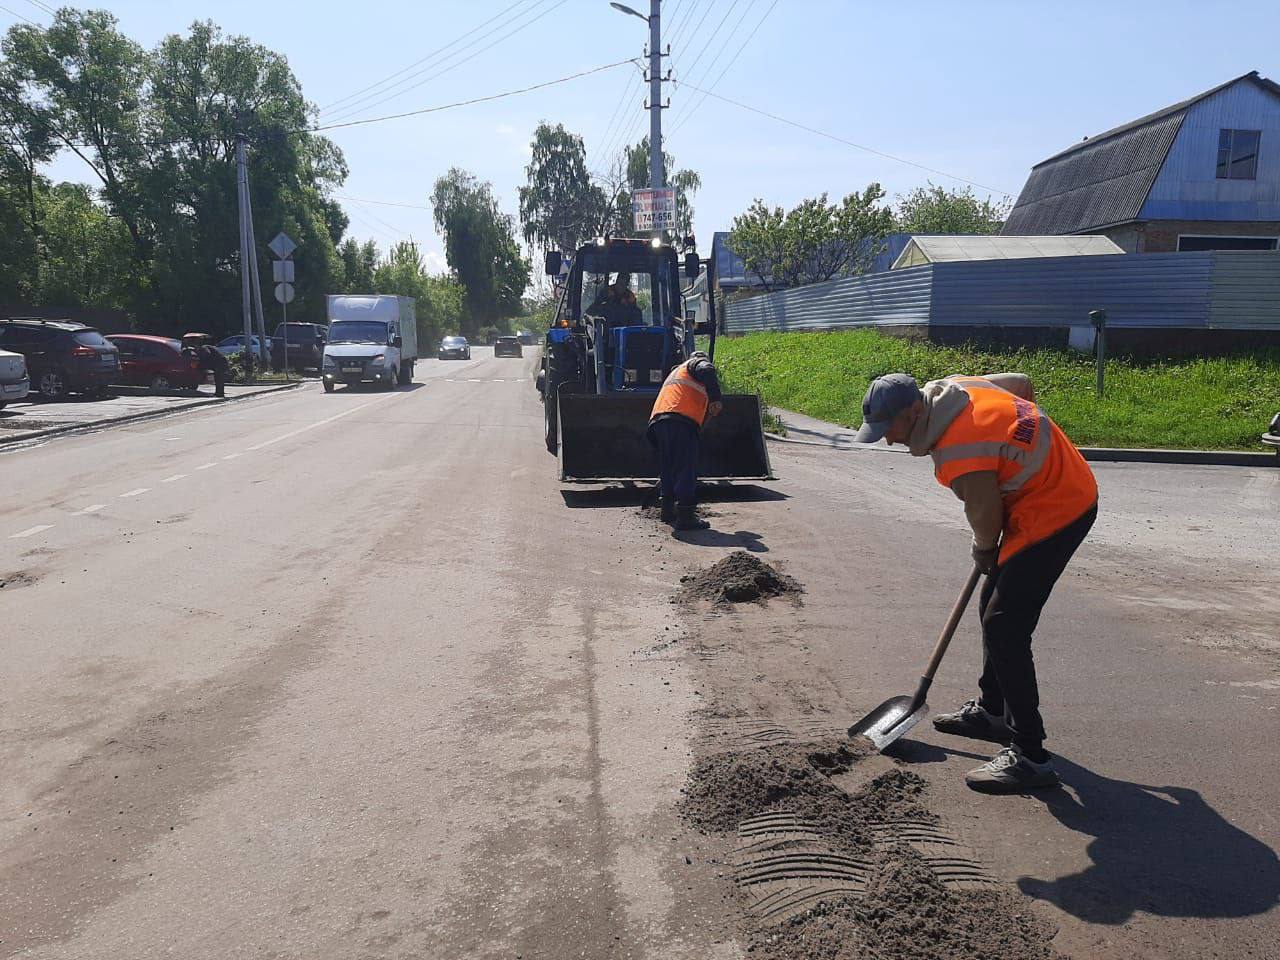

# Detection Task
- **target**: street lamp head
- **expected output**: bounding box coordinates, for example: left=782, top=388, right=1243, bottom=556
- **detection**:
left=609, top=2, right=648, bottom=21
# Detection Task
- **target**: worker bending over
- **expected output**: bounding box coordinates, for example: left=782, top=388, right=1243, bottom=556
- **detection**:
left=648, top=351, right=723, bottom=531
left=854, top=372, right=1097, bottom=793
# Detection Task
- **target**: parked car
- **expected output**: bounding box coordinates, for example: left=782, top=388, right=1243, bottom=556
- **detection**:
left=270, top=322, right=327, bottom=372
left=517, top=329, right=535, bottom=346
left=0, top=318, right=119, bottom=399
left=0, top=347, right=30, bottom=410
left=216, top=334, right=267, bottom=364
left=494, top=336, right=522, bottom=358
left=108, top=334, right=205, bottom=393
left=438, top=336, right=471, bottom=360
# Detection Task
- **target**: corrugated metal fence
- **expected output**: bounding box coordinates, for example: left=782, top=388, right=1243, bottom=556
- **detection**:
left=723, top=251, right=1280, bottom=334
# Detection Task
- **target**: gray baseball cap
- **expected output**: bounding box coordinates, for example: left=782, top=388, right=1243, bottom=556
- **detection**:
left=853, top=373, right=922, bottom=443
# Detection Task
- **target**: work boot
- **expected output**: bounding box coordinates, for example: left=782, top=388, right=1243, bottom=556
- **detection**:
left=674, top=505, right=710, bottom=531
left=660, top=496, right=676, bottom=523
left=965, top=745, right=1060, bottom=794
left=932, top=698, right=1012, bottom=744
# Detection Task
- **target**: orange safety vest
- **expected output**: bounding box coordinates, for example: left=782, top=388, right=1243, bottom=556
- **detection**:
left=932, top=377, right=1097, bottom=565
left=650, top=360, right=710, bottom=427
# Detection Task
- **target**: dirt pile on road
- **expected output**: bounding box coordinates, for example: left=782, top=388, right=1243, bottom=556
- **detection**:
left=677, top=551, right=802, bottom=605
left=749, top=852, right=1060, bottom=960
left=681, top=738, right=932, bottom=853
left=682, top=737, right=1060, bottom=960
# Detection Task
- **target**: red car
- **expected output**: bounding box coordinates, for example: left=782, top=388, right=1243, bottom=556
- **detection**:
left=107, top=334, right=205, bottom=392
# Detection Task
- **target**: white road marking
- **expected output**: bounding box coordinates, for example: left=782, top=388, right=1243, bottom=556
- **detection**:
left=245, top=393, right=400, bottom=451
left=10, top=524, right=53, bottom=539
left=120, top=488, right=150, bottom=498
left=72, top=504, right=106, bottom=515
left=468, top=379, right=482, bottom=382
left=161, top=474, right=187, bottom=483
left=222, top=453, right=241, bottom=460
left=196, top=462, right=218, bottom=470
left=163, top=437, right=183, bottom=441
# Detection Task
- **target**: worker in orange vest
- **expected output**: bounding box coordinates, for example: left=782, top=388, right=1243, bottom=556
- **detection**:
left=854, top=372, right=1098, bottom=793
left=648, top=351, right=723, bottom=531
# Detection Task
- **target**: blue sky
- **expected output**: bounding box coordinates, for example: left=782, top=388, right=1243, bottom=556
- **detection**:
left=11, top=0, right=1280, bottom=273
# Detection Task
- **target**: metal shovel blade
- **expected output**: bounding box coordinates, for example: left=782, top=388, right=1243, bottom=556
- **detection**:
left=847, top=695, right=929, bottom=752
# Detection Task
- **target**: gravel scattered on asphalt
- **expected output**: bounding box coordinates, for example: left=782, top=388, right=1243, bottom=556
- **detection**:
left=677, top=551, right=802, bottom=605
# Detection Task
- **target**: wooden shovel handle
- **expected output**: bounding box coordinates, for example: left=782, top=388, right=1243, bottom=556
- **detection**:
left=921, top=565, right=983, bottom=682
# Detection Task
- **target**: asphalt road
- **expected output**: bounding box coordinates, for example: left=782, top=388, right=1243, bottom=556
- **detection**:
left=2, top=347, right=1277, bottom=958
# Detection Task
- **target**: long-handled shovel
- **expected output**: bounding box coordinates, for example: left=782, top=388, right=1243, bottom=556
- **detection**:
left=848, top=564, right=983, bottom=752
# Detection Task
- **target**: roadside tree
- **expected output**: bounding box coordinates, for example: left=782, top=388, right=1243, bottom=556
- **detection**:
left=895, top=182, right=1011, bottom=235
left=518, top=122, right=609, bottom=258
left=728, top=186, right=894, bottom=291
left=431, top=168, right=528, bottom=337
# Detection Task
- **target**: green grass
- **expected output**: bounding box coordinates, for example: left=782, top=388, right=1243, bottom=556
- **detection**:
left=711, top=329, right=1280, bottom=450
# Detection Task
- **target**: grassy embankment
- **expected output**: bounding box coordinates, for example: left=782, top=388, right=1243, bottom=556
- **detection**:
left=712, top=329, right=1280, bottom=450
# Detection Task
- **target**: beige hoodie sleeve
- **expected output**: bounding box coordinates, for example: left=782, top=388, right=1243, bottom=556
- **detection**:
left=950, top=470, right=1003, bottom=550
left=983, top=372, right=1035, bottom=402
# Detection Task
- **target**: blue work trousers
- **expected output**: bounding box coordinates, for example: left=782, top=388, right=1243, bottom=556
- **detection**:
left=648, top=416, right=700, bottom=506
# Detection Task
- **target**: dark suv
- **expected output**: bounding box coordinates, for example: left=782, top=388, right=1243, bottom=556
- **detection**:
left=270, top=322, right=327, bottom=372
left=0, top=318, right=120, bottom=399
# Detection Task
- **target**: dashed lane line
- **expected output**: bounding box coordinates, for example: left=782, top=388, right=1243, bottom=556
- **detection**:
left=244, top=392, right=400, bottom=452
left=10, top=524, right=54, bottom=539
left=5, top=392, right=406, bottom=541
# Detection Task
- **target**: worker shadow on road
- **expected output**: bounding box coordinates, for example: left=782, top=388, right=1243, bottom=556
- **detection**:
left=673, top=528, right=769, bottom=552
left=559, top=483, right=788, bottom=510
left=1016, top=754, right=1280, bottom=925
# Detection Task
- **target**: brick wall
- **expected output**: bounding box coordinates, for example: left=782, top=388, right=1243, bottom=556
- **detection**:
left=1131, top=220, right=1280, bottom=253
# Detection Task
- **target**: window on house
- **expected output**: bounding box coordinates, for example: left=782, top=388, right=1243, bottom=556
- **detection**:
left=1217, top=129, right=1260, bottom=179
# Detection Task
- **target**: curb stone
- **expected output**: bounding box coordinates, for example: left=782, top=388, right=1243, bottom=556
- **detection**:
left=0, top=381, right=304, bottom=448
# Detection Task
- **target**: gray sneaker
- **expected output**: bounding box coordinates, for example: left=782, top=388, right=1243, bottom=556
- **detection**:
left=932, top=699, right=1012, bottom=744
left=965, top=746, right=1060, bottom=794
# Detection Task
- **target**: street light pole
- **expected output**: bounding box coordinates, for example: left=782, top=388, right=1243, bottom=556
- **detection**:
left=610, top=1, right=666, bottom=240
left=647, top=0, right=663, bottom=240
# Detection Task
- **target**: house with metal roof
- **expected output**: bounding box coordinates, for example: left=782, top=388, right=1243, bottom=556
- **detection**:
left=1003, top=71, right=1280, bottom=253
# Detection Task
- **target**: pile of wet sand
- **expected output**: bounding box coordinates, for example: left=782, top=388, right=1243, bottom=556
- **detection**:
left=681, top=738, right=1060, bottom=960
left=681, top=739, right=930, bottom=849
left=677, top=551, right=803, bottom=605
left=750, top=851, right=1060, bottom=960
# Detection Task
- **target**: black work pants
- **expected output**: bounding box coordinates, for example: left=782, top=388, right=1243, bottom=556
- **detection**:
left=648, top=416, right=700, bottom=505
left=977, top=503, right=1097, bottom=757
left=213, top=368, right=225, bottom=398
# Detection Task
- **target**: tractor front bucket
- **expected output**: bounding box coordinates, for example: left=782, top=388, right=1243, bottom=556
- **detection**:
left=556, top=392, right=773, bottom=483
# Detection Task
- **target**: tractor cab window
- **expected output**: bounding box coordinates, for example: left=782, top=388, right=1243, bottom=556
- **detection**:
left=581, top=269, right=657, bottom=327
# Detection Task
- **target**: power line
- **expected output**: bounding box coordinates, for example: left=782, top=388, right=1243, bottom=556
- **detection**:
left=671, top=0, right=733, bottom=87
left=674, top=78, right=1014, bottom=196
left=308, top=58, right=638, bottom=133
left=345, top=197, right=414, bottom=237
left=671, top=0, right=743, bottom=109
left=336, top=194, right=433, bottom=211
left=318, top=0, right=532, bottom=115
left=593, top=59, right=648, bottom=175
left=0, top=3, right=38, bottom=25
left=665, top=0, right=699, bottom=54
left=590, top=64, right=638, bottom=170
left=671, top=0, right=776, bottom=133
left=21, top=0, right=54, bottom=15
left=321, top=0, right=569, bottom=125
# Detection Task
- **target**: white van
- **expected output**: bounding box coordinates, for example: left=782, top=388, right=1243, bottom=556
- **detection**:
left=322, top=295, right=417, bottom=393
